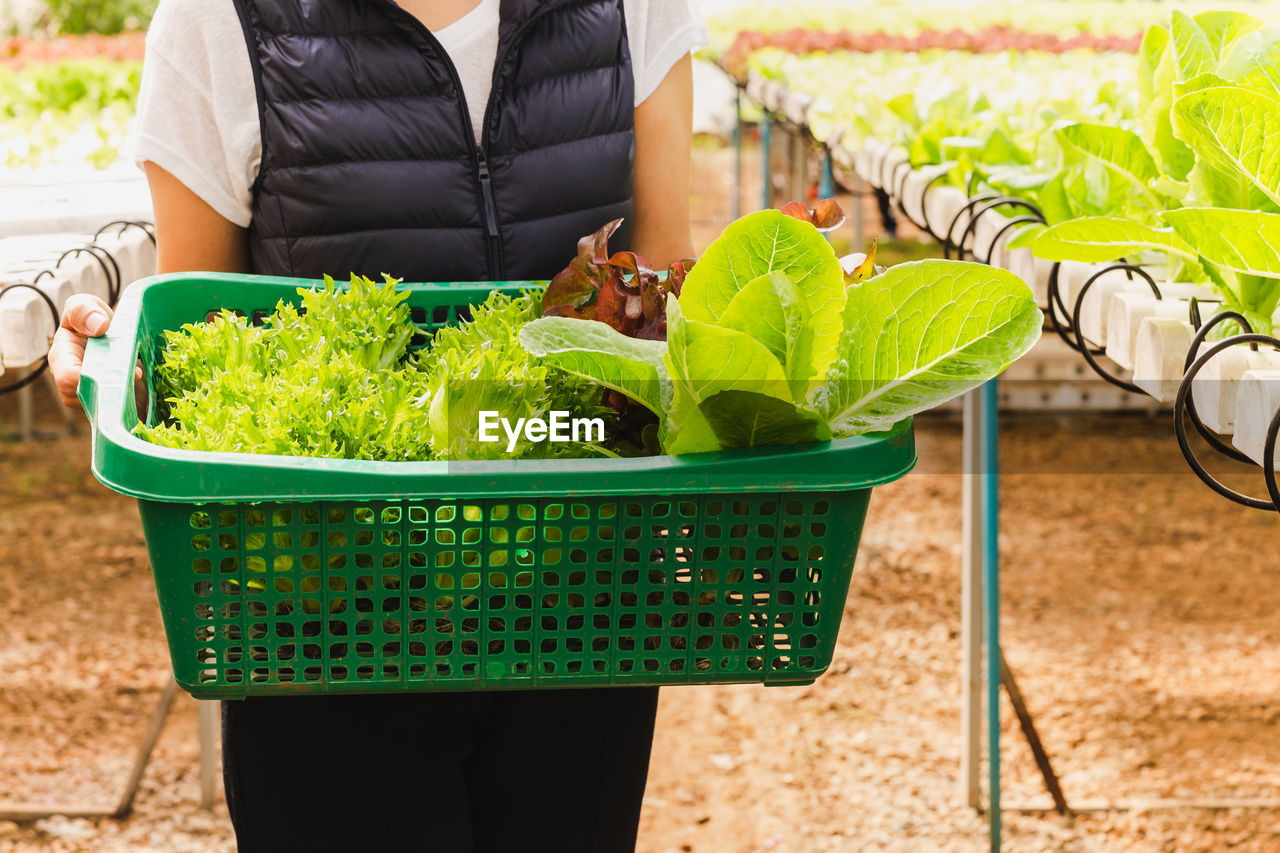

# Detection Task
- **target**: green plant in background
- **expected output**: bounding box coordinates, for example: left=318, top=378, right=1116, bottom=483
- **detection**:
left=760, top=47, right=1138, bottom=154
left=0, top=58, right=141, bottom=169
left=735, top=5, right=1280, bottom=333
left=0, top=59, right=140, bottom=114
left=747, top=45, right=1141, bottom=220
left=41, top=0, right=158, bottom=35
left=1026, top=10, right=1280, bottom=333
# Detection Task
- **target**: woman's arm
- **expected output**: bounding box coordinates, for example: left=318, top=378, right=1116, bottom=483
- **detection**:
left=630, top=53, right=696, bottom=268
left=145, top=162, right=251, bottom=275
left=47, top=162, right=249, bottom=407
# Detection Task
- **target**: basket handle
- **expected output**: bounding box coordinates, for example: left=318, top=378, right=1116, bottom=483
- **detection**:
left=78, top=319, right=135, bottom=426
left=77, top=275, right=156, bottom=484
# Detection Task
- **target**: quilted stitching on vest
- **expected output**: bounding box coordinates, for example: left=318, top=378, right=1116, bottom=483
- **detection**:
left=233, top=0, right=635, bottom=282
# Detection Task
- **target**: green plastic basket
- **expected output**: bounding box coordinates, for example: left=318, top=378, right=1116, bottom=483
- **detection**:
left=80, top=273, right=916, bottom=698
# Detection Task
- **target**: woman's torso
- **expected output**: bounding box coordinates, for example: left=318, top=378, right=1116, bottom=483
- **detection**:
left=137, top=0, right=711, bottom=280
left=232, top=0, right=635, bottom=282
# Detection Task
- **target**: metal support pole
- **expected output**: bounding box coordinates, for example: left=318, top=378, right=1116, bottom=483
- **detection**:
left=818, top=150, right=835, bottom=244
left=981, top=379, right=1002, bottom=851
left=18, top=370, right=34, bottom=441
left=0, top=677, right=178, bottom=822
left=819, top=149, right=835, bottom=200
left=44, top=367, right=77, bottom=435
left=760, top=112, right=773, bottom=211
left=961, top=390, right=984, bottom=810
left=1000, top=650, right=1070, bottom=816
left=198, top=700, right=219, bottom=810
left=789, top=128, right=808, bottom=204
left=732, top=88, right=743, bottom=220
left=851, top=173, right=866, bottom=251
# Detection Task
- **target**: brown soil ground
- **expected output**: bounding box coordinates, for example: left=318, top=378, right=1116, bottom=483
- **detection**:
left=1, top=142, right=1278, bottom=852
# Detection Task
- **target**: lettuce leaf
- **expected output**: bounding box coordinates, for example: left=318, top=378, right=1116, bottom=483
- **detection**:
left=518, top=317, right=669, bottom=416
left=138, top=278, right=604, bottom=461
left=1170, top=10, right=1217, bottom=82
left=1218, top=24, right=1280, bottom=94
left=521, top=215, right=1042, bottom=455
left=680, top=209, right=847, bottom=388
left=1172, top=86, right=1280, bottom=211
left=717, top=271, right=816, bottom=399
left=541, top=218, right=689, bottom=341
left=1056, top=123, right=1161, bottom=212
left=139, top=274, right=437, bottom=460
left=1031, top=216, right=1197, bottom=263
left=663, top=297, right=826, bottom=454
left=816, top=260, right=1043, bottom=436
left=698, top=391, right=831, bottom=450
left=1162, top=207, right=1280, bottom=331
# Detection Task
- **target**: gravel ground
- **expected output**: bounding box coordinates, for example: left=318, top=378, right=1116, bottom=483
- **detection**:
left=1, top=411, right=1278, bottom=852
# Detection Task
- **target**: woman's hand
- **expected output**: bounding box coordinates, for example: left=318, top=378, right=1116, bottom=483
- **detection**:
left=48, top=293, right=114, bottom=407
left=49, top=162, right=248, bottom=409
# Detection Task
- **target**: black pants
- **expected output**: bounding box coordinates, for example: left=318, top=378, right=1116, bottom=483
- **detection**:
left=222, top=687, right=660, bottom=852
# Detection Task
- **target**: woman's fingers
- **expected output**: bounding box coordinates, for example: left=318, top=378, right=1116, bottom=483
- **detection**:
left=61, top=293, right=113, bottom=336
left=48, top=294, right=113, bottom=408
left=48, top=328, right=88, bottom=407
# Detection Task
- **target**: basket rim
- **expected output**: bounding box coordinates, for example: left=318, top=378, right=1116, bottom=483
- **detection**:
left=80, top=273, right=918, bottom=502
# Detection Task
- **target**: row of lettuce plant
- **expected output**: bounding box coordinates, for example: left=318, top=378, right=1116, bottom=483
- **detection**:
left=1, top=57, right=141, bottom=169
left=1021, top=11, right=1280, bottom=337
left=700, top=0, right=1280, bottom=65
left=717, top=27, right=1142, bottom=82
left=745, top=48, right=1137, bottom=204
left=728, top=8, right=1280, bottom=499
left=737, top=11, right=1280, bottom=336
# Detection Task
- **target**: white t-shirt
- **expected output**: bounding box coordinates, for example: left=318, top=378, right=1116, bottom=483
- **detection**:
left=134, top=0, right=708, bottom=228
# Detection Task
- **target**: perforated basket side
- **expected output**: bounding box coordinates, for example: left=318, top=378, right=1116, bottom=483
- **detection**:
left=139, top=489, right=871, bottom=697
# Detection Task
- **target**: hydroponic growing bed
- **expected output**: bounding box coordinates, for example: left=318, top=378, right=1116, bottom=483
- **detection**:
left=725, top=5, right=1280, bottom=511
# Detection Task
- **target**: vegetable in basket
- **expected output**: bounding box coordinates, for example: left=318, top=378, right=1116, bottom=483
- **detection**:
left=138, top=203, right=1041, bottom=460
left=138, top=273, right=605, bottom=461
left=521, top=202, right=1043, bottom=454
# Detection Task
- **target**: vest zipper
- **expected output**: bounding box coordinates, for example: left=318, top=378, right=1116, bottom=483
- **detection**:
left=378, top=2, right=569, bottom=279
left=479, top=10, right=550, bottom=155
left=476, top=146, right=501, bottom=274
left=373, top=1, right=511, bottom=279
left=478, top=5, right=562, bottom=279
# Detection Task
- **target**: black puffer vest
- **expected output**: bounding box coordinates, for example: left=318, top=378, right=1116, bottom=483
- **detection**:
left=231, top=0, right=635, bottom=282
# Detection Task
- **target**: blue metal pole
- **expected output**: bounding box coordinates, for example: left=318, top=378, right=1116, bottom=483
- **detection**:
left=819, top=149, right=835, bottom=243
left=981, top=378, right=1002, bottom=851
left=760, top=111, right=773, bottom=211
left=732, top=87, right=743, bottom=220
left=819, top=148, right=834, bottom=199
